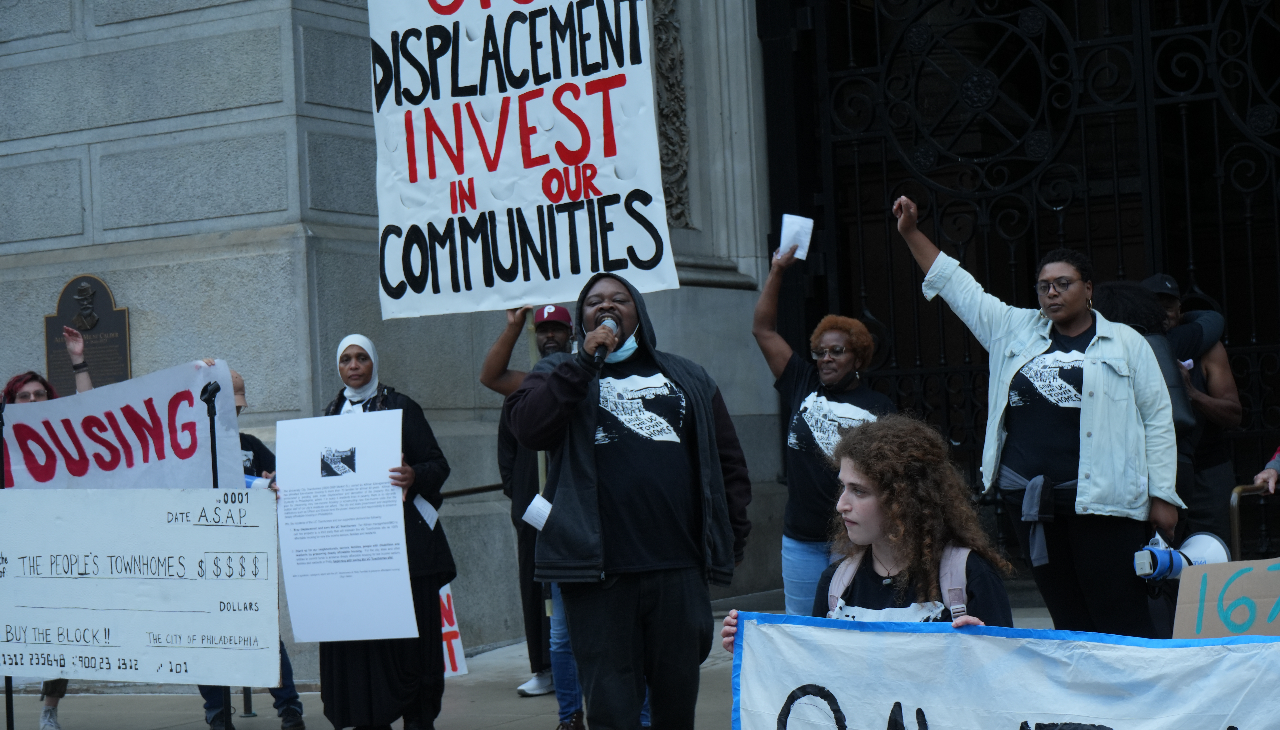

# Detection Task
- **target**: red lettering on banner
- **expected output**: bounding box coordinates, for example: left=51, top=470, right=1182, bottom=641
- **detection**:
left=43, top=419, right=89, bottom=478
left=440, top=592, right=455, bottom=627
left=442, top=630, right=461, bottom=672
left=582, top=163, right=602, bottom=198
left=404, top=110, right=418, bottom=184
left=585, top=73, right=627, bottom=158
left=424, top=104, right=466, bottom=180
left=519, top=88, right=549, bottom=168
left=467, top=97, right=511, bottom=172
left=542, top=168, right=565, bottom=203
left=3, top=435, right=12, bottom=488
left=82, top=416, right=122, bottom=471
left=564, top=165, right=583, bottom=201
left=553, top=83, right=590, bottom=165
left=14, top=423, right=56, bottom=483
left=429, top=0, right=465, bottom=13
left=457, top=177, right=477, bottom=212
left=168, top=391, right=199, bottom=460
left=122, top=399, right=166, bottom=464
left=104, top=411, right=135, bottom=469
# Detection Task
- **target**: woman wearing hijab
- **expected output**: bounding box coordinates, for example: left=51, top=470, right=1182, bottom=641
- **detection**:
left=318, top=335, right=455, bottom=730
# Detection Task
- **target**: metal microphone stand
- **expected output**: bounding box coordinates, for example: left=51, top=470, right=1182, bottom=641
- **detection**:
left=197, top=382, right=233, bottom=728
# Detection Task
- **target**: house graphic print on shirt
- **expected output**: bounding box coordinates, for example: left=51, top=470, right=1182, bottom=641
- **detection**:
left=789, top=393, right=877, bottom=456
left=1009, top=351, right=1085, bottom=408
left=596, top=373, right=686, bottom=444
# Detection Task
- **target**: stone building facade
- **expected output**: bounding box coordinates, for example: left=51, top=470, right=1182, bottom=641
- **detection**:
left=0, top=0, right=779, bottom=681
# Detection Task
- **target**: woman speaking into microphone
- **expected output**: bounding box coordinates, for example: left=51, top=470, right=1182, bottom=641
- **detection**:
left=318, top=335, right=454, bottom=730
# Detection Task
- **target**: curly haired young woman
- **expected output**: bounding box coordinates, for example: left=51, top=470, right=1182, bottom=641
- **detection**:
left=720, top=415, right=1013, bottom=650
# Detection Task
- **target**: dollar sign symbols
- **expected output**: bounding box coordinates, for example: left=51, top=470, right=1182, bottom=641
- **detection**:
left=239, top=556, right=245, bottom=577
left=213, top=556, right=221, bottom=578
left=252, top=556, right=259, bottom=578
left=197, top=559, right=205, bottom=579
left=226, top=555, right=233, bottom=578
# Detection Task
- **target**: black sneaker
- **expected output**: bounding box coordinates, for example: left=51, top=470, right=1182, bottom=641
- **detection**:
left=280, top=707, right=305, bottom=730
left=209, top=713, right=236, bottom=730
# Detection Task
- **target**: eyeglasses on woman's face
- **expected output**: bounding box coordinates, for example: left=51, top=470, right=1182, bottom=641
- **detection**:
left=811, top=346, right=850, bottom=360
left=15, top=388, right=49, bottom=403
left=1034, top=277, right=1080, bottom=296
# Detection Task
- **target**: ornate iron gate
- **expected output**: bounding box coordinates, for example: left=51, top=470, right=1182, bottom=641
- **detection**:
left=758, top=0, right=1280, bottom=555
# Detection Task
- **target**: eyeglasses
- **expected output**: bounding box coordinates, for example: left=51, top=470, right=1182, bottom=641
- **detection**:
left=15, top=389, right=49, bottom=402
left=811, top=347, right=850, bottom=360
left=1034, top=278, right=1080, bottom=296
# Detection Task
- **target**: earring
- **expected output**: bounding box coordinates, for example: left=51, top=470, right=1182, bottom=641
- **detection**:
left=1038, top=309, right=1048, bottom=319
left=1087, top=299, right=1093, bottom=309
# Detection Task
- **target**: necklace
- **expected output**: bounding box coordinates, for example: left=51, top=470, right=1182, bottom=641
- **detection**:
left=872, top=550, right=900, bottom=586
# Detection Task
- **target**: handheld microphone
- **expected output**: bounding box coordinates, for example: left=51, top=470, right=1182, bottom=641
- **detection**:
left=594, top=319, right=620, bottom=365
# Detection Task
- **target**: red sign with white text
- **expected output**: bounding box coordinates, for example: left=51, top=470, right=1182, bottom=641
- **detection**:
left=3, top=361, right=241, bottom=491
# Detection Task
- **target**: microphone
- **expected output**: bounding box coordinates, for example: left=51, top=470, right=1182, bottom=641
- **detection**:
left=594, top=319, right=620, bottom=365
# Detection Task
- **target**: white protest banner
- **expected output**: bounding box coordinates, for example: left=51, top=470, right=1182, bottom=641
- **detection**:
left=275, top=410, right=418, bottom=643
left=733, top=612, right=1280, bottom=730
left=440, top=583, right=467, bottom=677
left=2, top=360, right=241, bottom=491
left=368, top=0, right=678, bottom=318
left=0, top=489, right=280, bottom=687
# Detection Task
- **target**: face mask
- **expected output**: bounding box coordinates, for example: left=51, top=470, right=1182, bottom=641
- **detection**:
left=605, top=333, right=639, bottom=363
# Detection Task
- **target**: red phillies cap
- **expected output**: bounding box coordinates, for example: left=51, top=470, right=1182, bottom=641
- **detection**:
left=533, top=304, right=572, bottom=327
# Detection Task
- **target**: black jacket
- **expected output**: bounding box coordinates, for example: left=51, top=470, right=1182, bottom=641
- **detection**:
left=503, top=273, right=752, bottom=586
left=323, top=385, right=456, bottom=582
left=498, top=409, right=541, bottom=526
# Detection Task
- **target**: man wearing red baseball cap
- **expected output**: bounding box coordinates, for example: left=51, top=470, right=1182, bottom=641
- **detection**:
left=480, top=305, right=582, bottom=725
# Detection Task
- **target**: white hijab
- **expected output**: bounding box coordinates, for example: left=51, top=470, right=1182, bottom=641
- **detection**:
left=336, top=334, right=379, bottom=409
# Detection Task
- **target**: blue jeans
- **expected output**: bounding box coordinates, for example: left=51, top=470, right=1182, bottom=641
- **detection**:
left=781, top=536, right=836, bottom=616
left=198, top=642, right=302, bottom=723
left=551, top=583, right=650, bottom=725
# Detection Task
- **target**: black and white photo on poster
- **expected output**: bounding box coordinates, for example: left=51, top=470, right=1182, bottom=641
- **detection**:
left=320, top=447, right=357, bottom=477
left=1009, top=350, right=1085, bottom=408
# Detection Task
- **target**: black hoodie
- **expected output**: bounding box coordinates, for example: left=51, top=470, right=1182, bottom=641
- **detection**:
left=503, top=273, right=752, bottom=585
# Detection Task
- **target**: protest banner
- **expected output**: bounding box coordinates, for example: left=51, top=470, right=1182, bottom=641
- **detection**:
left=367, top=0, right=679, bottom=318
left=275, top=410, right=419, bottom=643
left=0, top=489, right=280, bottom=687
left=1174, top=556, right=1280, bottom=639
left=440, top=583, right=468, bottom=677
left=2, top=360, right=241, bottom=491
left=733, top=612, right=1280, bottom=730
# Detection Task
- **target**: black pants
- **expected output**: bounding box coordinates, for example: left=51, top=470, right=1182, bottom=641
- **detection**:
left=1186, top=461, right=1235, bottom=543
left=1002, top=490, right=1156, bottom=638
left=560, top=567, right=712, bottom=730
left=515, top=522, right=552, bottom=675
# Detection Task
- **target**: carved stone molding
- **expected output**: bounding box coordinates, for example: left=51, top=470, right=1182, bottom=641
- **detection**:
left=652, top=0, right=691, bottom=229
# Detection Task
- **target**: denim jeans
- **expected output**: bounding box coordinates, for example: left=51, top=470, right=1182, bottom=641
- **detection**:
left=781, top=536, right=837, bottom=616
left=199, top=642, right=303, bottom=723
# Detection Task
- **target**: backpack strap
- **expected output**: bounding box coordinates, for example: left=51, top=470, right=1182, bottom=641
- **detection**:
left=826, top=552, right=865, bottom=616
left=939, top=543, right=972, bottom=619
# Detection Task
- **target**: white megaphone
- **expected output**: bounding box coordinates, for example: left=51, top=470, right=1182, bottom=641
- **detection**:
left=1134, top=532, right=1230, bottom=580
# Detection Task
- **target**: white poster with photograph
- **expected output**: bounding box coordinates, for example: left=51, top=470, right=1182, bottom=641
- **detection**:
left=275, top=410, right=418, bottom=642
left=0, top=489, right=280, bottom=687
left=368, top=0, right=678, bottom=318
left=2, top=360, right=241, bottom=491
left=734, top=612, right=1280, bottom=730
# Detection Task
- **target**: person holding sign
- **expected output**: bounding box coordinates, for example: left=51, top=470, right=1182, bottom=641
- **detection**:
left=318, top=335, right=455, bottom=730
left=3, top=327, right=93, bottom=730
left=753, top=243, right=896, bottom=615
left=720, top=415, right=1013, bottom=651
left=505, top=273, right=752, bottom=730
left=892, top=196, right=1179, bottom=638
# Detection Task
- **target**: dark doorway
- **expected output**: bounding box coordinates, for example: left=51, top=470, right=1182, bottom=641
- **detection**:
left=757, top=0, right=1280, bottom=557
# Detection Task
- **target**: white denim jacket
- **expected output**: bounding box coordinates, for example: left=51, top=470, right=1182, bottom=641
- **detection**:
left=922, top=253, right=1183, bottom=519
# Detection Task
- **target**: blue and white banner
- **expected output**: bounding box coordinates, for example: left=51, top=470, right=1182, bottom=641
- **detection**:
left=733, top=612, right=1280, bottom=730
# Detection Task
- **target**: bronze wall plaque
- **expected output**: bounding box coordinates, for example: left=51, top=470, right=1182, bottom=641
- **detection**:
left=44, top=275, right=131, bottom=397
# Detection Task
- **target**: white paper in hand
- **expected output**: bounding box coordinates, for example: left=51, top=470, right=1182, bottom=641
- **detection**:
left=779, top=214, right=815, bottom=260
left=522, top=494, right=553, bottom=531
left=413, top=494, right=439, bottom=530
